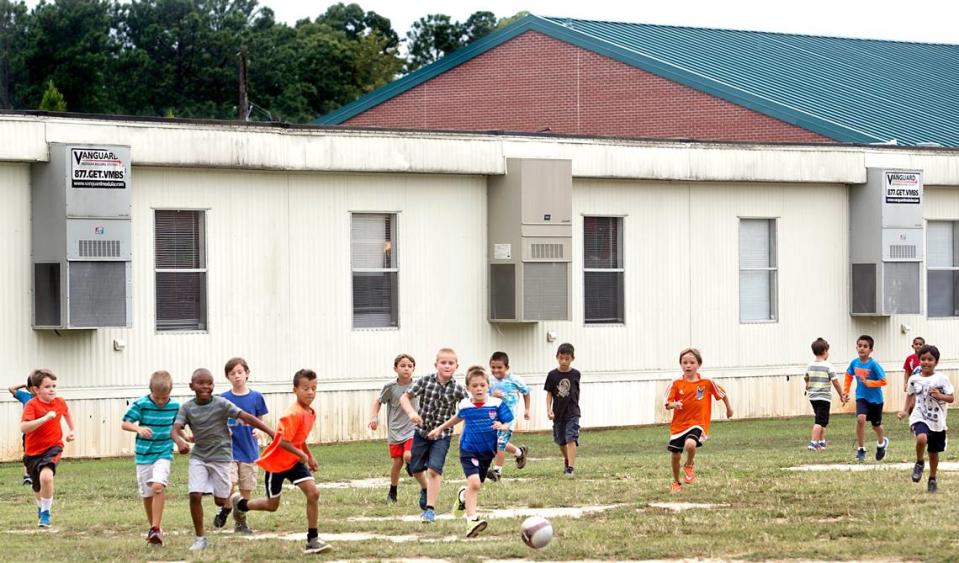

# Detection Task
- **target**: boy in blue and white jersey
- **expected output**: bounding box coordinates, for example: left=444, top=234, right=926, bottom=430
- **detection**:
left=487, top=351, right=530, bottom=480
left=428, top=365, right=512, bottom=538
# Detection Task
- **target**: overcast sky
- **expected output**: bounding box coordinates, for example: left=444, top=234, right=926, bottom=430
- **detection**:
left=19, top=0, right=959, bottom=45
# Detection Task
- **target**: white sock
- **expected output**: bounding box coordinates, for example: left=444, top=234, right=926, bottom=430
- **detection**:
left=40, top=498, right=53, bottom=512
left=513, top=449, right=523, bottom=458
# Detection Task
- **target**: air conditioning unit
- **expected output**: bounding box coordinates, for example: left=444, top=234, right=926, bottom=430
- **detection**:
left=32, top=143, right=132, bottom=328
left=488, top=158, right=571, bottom=322
left=849, top=168, right=923, bottom=315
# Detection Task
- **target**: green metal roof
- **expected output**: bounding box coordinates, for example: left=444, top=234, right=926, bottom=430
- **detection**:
left=315, top=15, right=959, bottom=147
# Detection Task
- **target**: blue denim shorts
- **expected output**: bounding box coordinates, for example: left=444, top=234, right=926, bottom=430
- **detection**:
left=409, top=432, right=451, bottom=475
left=552, top=416, right=580, bottom=446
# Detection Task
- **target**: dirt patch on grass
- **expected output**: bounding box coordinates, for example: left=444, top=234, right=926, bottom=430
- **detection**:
left=785, top=462, right=959, bottom=472
left=648, top=502, right=728, bottom=513
left=349, top=504, right=622, bottom=523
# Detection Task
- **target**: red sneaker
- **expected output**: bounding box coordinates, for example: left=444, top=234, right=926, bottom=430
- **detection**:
left=670, top=481, right=682, bottom=494
left=683, top=464, right=696, bottom=484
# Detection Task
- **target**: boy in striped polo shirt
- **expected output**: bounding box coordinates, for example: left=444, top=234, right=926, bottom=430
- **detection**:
left=121, top=370, right=189, bottom=546
left=804, top=338, right=847, bottom=450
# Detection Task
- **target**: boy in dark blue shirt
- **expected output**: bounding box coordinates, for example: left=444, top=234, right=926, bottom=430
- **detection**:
left=428, top=365, right=512, bottom=537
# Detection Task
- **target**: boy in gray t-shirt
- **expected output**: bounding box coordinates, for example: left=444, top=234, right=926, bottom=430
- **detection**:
left=174, top=368, right=274, bottom=551
left=369, top=354, right=426, bottom=503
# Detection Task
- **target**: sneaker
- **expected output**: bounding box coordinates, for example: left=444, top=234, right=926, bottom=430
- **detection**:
left=189, top=536, right=208, bottom=551
left=466, top=516, right=488, bottom=538
left=856, top=447, right=866, bottom=463
left=38, top=509, right=51, bottom=528
left=386, top=490, right=398, bottom=503
left=670, top=481, right=682, bottom=493
left=22, top=475, right=32, bottom=486
left=486, top=467, right=500, bottom=482
left=421, top=508, right=435, bottom=523
left=304, top=537, right=333, bottom=554
left=452, top=486, right=466, bottom=517
left=927, top=477, right=938, bottom=494
left=230, top=492, right=248, bottom=525
left=564, top=466, right=575, bottom=478
left=807, top=441, right=819, bottom=451
left=912, top=461, right=925, bottom=483
left=515, top=445, right=529, bottom=469
left=212, top=507, right=230, bottom=529
left=817, top=440, right=827, bottom=450
left=234, top=522, right=254, bottom=535
left=147, top=526, right=163, bottom=546
left=418, top=488, right=428, bottom=510
left=876, top=437, right=889, bottom=461
left=683, top=465, right=696, bottom=484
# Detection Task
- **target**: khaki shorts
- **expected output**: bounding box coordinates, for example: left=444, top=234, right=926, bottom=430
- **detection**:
left=230, top=461, right=259, bottom=491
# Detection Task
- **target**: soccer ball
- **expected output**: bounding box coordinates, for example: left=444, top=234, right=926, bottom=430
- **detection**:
left=520, top=516, right=553, bottom=548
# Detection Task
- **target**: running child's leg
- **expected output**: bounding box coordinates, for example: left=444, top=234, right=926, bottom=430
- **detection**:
left=916, top=432, right=928, bottom=462
left=855, top=415, right=866, bottom=448
left=296, top=478, right=320, bottom=530
left=389, top=456, right=404, bottom=486
left=565, top=441, right=577, bottom=469
left=683, top=437, right=697, bottom=467
left=188, top=493, right=205, bottom=536
left=150, top=483, right=166, bottom=529
left=670, top=451, right=682, bottom=483
left=929, top=451, right=939, bottom=478
left=464, top=473, right=482, bottom=517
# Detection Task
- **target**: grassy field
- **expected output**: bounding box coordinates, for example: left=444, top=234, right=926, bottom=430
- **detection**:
left=2, top=414, right=959, bottom=562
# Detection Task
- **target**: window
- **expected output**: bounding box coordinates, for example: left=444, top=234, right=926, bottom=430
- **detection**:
left=352, top=213, right=398, bottom=328
left=739, top=218, right=778, bottom=322
left=154, top=210, right=207, bottom=331
left=584, top=216, right=624, bottom=324
left=927, top=221, right=959, bottom=317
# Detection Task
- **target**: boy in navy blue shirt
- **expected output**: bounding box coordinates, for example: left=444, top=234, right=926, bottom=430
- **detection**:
left=843, top=335, right=889, bottom=463
left=428, top=365, right=512, bottom=537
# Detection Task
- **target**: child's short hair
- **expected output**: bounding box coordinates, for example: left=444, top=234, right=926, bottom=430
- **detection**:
left=811, top=338, right=829, bottom=356
left=29, top=368, right=56, bottom=387
left=489, top=351, right=510, bottom=366
left=25, top=376, right=33, bottom=388
left=465, top=365, right=488, bottom=384
left=857, top=334, right=875, bottom=349
left=556, top=343, right=575, bottom=357
left=150, top=370, right=173, bottom=394
left=679, top=348, right=702, bottom=364
left=393, top=353, right=416, bottom=367
left=917, top=344, right=940, bottom=362
left=293, top=369, right=317, bottom=387
left=224, top=357, right=250, bottom=375
left=436, top=347, right=457, bottom=359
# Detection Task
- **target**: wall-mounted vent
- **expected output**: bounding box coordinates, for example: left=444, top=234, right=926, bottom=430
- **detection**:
left=79, top=240, right=121, bottom=258
left=889, top=244, right=917, bottom=259
left=530, top=243, right=564, bottom=259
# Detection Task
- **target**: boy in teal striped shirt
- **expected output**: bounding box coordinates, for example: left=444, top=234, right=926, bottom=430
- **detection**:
left=122, top=371, right=189, bottom=546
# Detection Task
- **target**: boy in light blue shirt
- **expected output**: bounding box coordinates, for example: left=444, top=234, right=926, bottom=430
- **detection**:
left=487, top=351, right=530, bottom=480
left=843, top=334, right=888, bottom=463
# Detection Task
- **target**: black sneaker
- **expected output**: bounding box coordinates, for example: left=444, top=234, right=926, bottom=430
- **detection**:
left=928, top=477, right=938, bottom=493
left=515, top=445, right=529, bottom=469
left=486, top=467, right=500, bottom=482
left=855, top=448, right=866, bottom=463
left=212, top=508, right=230, bottom=529
left=911, top=461, right=925, bottom=483
left=876, top=437, right=889, bottom=461
left=387, top=489, right=398, bottom=503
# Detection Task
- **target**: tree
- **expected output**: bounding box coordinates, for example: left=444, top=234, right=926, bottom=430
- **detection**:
left=38, top=79, right=66, bottom=111
left=0, top=0, right=30, bottom=109
left=404, top=11, right=501, bottom=73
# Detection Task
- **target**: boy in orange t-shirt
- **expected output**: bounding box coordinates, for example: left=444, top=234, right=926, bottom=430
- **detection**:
left=232, top=369, right=332, bottom=554
left=664, top=348, right=733, bottom=493
left=20, top=369, right=76, bottom=527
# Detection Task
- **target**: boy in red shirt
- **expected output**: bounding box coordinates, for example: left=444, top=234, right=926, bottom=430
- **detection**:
left=664, top=348, right=733, bottom=493
left=232, top=369, right=332, bottom=554
left=19, top=369, right=76, bottom=527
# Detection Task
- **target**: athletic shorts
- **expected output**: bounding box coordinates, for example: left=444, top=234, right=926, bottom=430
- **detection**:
left=23, top=445, right=63, bottom=493
left=810, top=400, right=831, bottom=427
left=264, top=462, right=313, bottom=498
left=460, top=451, right=495, bottom=482
left=496, top=429, right=513, bottom=452
left=912, top=422, right=948, bottom=453
left=388, top=437, right=413, bottom=459
left=667, top=428, right=704, bottom=453
left=137, top=458, right=172, bottom=497
left=856, top=399, right=883, bottom=427
left=229, top=461, right=258, bottom=491
left=409, top=433, right=451, bottom=475
left=552, top=416, right=580, bottom=446
left=188, top=457, right=232, bottom=498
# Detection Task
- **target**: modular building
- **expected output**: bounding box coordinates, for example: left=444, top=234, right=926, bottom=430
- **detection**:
left=2, top=113, right=959, bottom=460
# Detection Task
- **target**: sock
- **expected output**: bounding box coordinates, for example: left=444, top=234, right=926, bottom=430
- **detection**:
left=236, top=498, right=249, bottom=512
left=389, top=485, right=397, bottom=495
left=219, top=506, right=232, bottom=515
left=426, top=505, right=435, bottom=511
left=307, top=528, right=318, bottom=541
left=514, top=449, right=523, bottom=458
left=494, top=464, right=503, bottom=472
left=40, top=498, right=53, bottom=512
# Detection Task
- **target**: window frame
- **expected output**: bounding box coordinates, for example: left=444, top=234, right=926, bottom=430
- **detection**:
left=350, top=212, right=399, bottom=330
left=583, top=215, right=625, bottom=325
left=738, top=217, right=779, bottom=323
left=926, top=219, right=959, bottom=318
left=153, top=208, right=208, bottom=333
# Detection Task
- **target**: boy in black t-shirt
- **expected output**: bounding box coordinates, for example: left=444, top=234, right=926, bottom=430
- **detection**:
left=544, top=343, right=580, bottom=477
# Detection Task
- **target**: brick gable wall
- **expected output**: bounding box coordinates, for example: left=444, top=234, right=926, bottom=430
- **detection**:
left=344, top=31, right=832, bottom=144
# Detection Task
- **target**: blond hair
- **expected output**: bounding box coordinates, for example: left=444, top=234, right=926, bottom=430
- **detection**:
left=465, top=365, right=488, bottom=384
left=436, top=347, right=457, bottom=360
left=150, top=370, right=173, bottom=394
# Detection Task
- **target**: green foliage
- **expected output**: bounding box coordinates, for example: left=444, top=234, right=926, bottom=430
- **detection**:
left=38, top=79, right=66, bottom=111
left=405, top=10, right=503, bottom=73
left=0, top=0, right=31, bottom=109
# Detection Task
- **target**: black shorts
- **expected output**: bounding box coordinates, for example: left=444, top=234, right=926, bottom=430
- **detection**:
left=552, top=416, right=580, bottom=446
left=23, top=445, right=63, bottom=493
left=460, top=451, right=495, bottom=483
left=667, top=428, right=704, bottom=453
left=855, top=399, right=883, bottom=427
left=264, top=462, right=313, bottom=498
left=912, top=422, right=948, bottom=453
left=810, top=400, right=831, bottom=427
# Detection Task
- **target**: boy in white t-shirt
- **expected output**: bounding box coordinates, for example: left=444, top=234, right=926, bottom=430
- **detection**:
left=898, top=344, right=955, bottom=493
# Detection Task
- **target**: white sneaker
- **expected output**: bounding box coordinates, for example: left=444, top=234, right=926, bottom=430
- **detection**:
left=190, top=536, right=208, bottom=550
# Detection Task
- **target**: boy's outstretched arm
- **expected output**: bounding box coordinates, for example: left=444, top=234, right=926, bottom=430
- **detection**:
left=368, top=399, right=382, bottom=430
left=545, top=393, right=554, bottom=420
left=523, top=393, right=531, bottom=420
left=427, top=414, right=462, bottom=439
left=897, top=394, right=916, bottom=420
left=400, top=393, right=422, bottom=426
left=62, top=409, right=75, bottom=442
left=930, top=389, right=955, bottom=404
left=719, top=393, right=733, bottom=418
left=238, top=410, right=274, bottom=439
left=20, top=410, right=55, bottom=433
left=8, top=383, right=25, bottom=395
